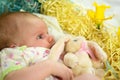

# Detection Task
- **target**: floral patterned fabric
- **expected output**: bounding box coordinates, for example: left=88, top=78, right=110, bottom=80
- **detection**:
left=0, top=46, right=56, bottom=80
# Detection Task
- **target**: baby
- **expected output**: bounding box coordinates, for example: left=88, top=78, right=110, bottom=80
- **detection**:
left=0, top=12, right=100, bottom=80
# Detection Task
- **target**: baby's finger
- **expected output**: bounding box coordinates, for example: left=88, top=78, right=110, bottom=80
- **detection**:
left=62, top=66, right=73, bottom=80
left=63, top=35, right=71, bottom=41
left=67, top=68, right=74, bottom=80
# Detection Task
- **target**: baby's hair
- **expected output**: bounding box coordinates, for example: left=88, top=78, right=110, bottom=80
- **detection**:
left=0, top=12, right=39, bottom=50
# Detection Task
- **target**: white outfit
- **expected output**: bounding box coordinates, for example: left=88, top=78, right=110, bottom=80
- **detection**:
left=0, top=46, right=56, bottom=80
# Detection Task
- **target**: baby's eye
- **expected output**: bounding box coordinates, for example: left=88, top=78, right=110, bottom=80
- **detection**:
left=37, top=35, right=43, bottom=39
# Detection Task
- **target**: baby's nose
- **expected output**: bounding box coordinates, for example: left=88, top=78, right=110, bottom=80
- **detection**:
left=48, top=35, right=55, bottom=43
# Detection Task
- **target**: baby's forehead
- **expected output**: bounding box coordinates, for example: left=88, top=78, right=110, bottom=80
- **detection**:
left=4, top=12, right=40, bottom=21
left=10, top=13, right=44, bottom=24
left=3, top=12, right=47, bottom=30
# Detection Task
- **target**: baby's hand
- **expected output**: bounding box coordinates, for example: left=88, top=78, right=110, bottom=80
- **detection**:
left=58, top=35, right=71, bottom=43
left=49, top=60, right=73, bottom=80
left=48, top=36, right=70, bottom=61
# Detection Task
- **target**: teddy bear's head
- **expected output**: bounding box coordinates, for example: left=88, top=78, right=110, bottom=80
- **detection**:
left=64, top=36, right=95, bottom=76
left=64, top=36, right=107, bottom=78
left=65, top=36, right=85, bottom=53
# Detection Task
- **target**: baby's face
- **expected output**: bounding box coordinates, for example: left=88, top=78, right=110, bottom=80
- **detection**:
left=15, top=16, right=55, bottom=48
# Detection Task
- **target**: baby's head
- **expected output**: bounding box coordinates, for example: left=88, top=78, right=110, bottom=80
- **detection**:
left=0, top=12, right=55, bottom=50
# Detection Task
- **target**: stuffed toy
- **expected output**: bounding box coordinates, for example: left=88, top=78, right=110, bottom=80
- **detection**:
left=63, top=36, right=107, bottom=78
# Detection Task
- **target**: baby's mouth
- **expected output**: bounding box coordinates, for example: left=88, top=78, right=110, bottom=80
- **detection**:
left=49, top=41, right=55, bottom=48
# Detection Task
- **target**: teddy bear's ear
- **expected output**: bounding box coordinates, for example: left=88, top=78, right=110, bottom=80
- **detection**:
left=87, top=41, right=107, bottom=62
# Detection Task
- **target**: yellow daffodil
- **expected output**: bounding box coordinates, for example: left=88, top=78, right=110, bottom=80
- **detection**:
left=93, top=2, right=110, bottom=24
left=87, top=2, right=112, bottom=28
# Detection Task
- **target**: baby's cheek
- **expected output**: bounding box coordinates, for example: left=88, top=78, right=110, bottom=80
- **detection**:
left=34, top=40, right=54, bottom=48
left=35, top=41, right=49, bottom=48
